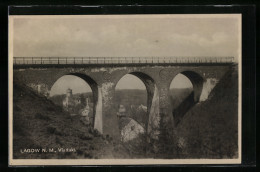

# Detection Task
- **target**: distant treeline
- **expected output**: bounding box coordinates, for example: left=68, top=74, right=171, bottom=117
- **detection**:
left=50, top=88, right=193, bottom=111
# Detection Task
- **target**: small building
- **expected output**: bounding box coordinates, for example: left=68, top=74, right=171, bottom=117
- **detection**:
left=62, top=88, right=87, bottom=113
left=79, top=98, right=93, bottom=125
left=62, top=88, right=74, bottom=110
left=117, top=104, right=127, bottom=118
left=74, top=96, right=82, bottom=105
left=119, top=117, right=145, bottom=142
left=117, top=104, right=145, bottom=142
left=138, top=104, right=147, bottom=112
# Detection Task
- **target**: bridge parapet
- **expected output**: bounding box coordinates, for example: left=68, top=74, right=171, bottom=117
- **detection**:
left=13, top=56, right=234, bottom=65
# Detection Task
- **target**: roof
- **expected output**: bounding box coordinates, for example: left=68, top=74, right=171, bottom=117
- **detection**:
left=118, top=117, right=132, bottom=130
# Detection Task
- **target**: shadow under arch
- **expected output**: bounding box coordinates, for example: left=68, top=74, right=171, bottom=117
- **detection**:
left=114, top=71, right=157, bottom=132
left=170, top=71, right=204, bottom=126
left=180, top=71, right=204, bottom=102
left=50, top=73, right=99, bottom=127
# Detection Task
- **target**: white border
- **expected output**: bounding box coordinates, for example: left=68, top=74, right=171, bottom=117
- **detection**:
left=8, top=14, right=242, bottom=166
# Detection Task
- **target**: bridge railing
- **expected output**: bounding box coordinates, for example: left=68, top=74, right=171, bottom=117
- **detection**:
left=13, top=57, right=235, bottom=65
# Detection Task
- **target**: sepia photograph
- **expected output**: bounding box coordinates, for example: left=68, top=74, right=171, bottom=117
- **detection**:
left=8, top=14, right=241, bottom=165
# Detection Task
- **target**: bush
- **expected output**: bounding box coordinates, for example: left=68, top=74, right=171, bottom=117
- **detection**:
left=35, top=113, right=50, bottom=120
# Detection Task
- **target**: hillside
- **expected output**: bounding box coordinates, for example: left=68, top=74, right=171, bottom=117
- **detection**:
left=13, top=82, right=131, bottom=159
left=172, top=65, right=238, bottom=158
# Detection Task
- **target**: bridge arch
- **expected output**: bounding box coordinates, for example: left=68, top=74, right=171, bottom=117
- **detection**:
left=170, top=70, right=204, bottom=126
left=170, top=70, right=204, bottom=102
left=114, top=71, right=158, bottom=133
left=49, top=73, right=99, bottom=127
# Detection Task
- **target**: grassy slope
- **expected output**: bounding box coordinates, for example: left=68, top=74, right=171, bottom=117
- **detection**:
left=13, top=82, right=130, bottom=159
left=173, top=65, right=238, bottom=158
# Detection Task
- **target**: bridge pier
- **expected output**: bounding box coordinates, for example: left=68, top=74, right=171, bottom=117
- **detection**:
left=146, top=84, right=175, bottom=154
left=199, top=77, right=219, bottom=101
left=157, top=84, right=175, bottom=152
left=93, top=86, right=103, bottom=134
left=98, top=81, right=120, bottom=140
left=147, top=85, right=160, bottom=140
left=146, top=70, right=175, bottom=153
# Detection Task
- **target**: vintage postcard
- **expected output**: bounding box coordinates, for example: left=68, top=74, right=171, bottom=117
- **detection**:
left=9, top=14, right=241, bottom=165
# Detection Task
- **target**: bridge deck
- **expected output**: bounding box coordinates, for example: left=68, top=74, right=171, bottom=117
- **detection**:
left=13, top=57, right=234, bottom=65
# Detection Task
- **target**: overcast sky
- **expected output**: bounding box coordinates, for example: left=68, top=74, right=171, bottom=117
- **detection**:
left=12, top=15, right=240, bottom=94
left=13, top=15, right=240, bottom=60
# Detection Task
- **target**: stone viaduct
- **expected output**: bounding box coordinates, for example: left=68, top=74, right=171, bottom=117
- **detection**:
left=13, top=57, right=234, bottom=143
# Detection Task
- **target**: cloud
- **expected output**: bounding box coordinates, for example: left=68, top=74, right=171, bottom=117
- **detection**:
left=168, top=32, right=229, bottom=48
left=198, top=32, right=229, bottom=47
left=13, top=16, right=239, bottom=61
